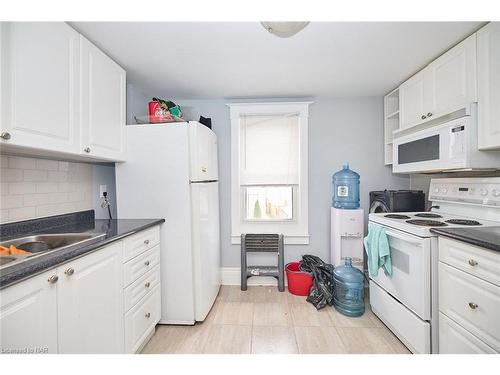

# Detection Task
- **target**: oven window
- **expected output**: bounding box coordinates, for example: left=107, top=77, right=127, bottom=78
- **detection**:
left=398, top=135, right=439, bottom=164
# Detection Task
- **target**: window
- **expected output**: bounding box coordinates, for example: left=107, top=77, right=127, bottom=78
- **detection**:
left=229, top=102, right=311, bottom=244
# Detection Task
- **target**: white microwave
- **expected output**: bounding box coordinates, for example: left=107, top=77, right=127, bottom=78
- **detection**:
left=393, top=114, right=500, bottom=174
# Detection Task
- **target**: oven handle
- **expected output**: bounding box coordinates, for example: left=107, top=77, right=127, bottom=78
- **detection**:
left=384, top=230, right=423, bottom=246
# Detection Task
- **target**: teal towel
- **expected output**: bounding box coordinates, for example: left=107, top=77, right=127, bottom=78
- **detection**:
left=364, top=223, right=392, bottom=278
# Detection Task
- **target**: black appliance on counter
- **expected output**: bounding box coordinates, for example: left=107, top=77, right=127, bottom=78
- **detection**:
left=369, top=190, right=425, bottom=213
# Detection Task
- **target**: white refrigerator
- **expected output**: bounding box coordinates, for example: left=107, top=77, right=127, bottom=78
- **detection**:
left=116, top=122, right=220, bottom=325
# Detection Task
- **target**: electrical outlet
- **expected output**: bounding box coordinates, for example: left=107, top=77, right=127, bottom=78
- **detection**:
left=99, top=184, right=107, bottom=198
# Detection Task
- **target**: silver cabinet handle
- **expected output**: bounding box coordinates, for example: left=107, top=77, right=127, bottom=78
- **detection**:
left=1, top=132, right=11, bottom=140
left=427, top=112, right=433, bottom=117
left=84, top=147, right=91, bottom=153
left=144, top=260, right=150, bottom=266
left=468, top=259, right=478, bottom=266
left=47, top=275, right=59, bottom=284
left=64, top=268, right=75, bottom=276
left=145, top=282, right=151, bottom=288
left=144, top=239, right=150, bottom=245
left=145, top=312, right=151, bottom=318
left=421, top=115, right=427, bottom=120
left=468, top=302, right=478, bottom=309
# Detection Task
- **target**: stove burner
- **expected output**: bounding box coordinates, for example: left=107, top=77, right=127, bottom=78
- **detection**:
left=445, top=219, right=482, bottom=226
left=384, top=214, right=411, bottom=219
left=406, top=219, right=448, bottom=227
left=414, top=213, right=443, bottom=218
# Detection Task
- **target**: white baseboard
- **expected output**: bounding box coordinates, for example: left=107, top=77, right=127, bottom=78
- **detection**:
left=221, top=267, right=287, bottom=286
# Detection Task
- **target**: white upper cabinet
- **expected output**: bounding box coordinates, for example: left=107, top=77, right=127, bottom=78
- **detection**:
left=80, top=36, right=126, bottom=161
left=0, top=269, right=59, bottom=354
left=0, top=22, right=80, bottom=153
left=399, top=70, right=428, bottom=129
left=429, top=34, right=477, bottom=118
left=477, top=22, right=500, bottom=150
left=399, top=34, right=477, bottom=130
left=0, top=22, right=126, bottom=162
left=57, top=242, right=124, bottom=353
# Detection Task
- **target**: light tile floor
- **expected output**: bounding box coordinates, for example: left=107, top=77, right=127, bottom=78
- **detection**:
left=141, top=285, right=411, bottom=354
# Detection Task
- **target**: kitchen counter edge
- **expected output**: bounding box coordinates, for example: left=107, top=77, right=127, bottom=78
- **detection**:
left=0, top=218, right=165, bottom=289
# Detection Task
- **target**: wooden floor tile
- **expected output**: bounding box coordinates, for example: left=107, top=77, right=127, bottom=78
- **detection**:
left=213, top=302, right=254, bottom=325
left=289, top=303, right=334, bottom=327
left=253, top=302, right=292, bottom=326
left=202, top=325, right=252, bottom=354
left=294, top=326, right=347, bottom=354
left=252, top=326, right=298, bottom=354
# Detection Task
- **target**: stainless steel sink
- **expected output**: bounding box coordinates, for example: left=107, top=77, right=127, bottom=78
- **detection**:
left=0, top=232, right=106, bottom=268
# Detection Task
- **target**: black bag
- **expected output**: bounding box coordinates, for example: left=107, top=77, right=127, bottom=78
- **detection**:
left=300, top=255, right=334, bottom=310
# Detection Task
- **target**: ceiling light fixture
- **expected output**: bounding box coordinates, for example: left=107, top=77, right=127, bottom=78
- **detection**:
left=260, top=22, right=310, bottom=38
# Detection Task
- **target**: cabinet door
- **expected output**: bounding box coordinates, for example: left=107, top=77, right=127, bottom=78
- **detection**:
left=0, top=22, right=80, bottom=153
left=57, top=242, right=124, bottom=353
left=477, top=22, right=500, bottom=150
left=399, top=70, right=428, bottom=129
left=429, top=34, right=477, bottom=119
left=0, top=269, right=58, bottom=353
left=80, top=35, right=126, bottom=161
left=439, top=313, right=497, bottom=354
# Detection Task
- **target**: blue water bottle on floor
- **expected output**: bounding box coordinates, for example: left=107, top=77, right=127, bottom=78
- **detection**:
left=332, top=163, right=360, bottom=209
left=333, top=258, right=365, bottom=317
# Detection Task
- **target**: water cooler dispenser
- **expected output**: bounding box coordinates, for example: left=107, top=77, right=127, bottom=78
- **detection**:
left=330, top=163, right=364, bottom=271
left=330, top=207, right=364, bottom=271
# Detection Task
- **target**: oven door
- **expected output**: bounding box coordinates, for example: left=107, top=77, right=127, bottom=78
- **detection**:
left=369, top=223, right=431, bottom=320
left=392, top=118, right=468, bottom=173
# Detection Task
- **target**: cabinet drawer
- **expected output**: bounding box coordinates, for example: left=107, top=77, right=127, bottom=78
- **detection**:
left=123, top=245, right=160, bottom=287
left=439, top=262, right=500, bottom=351
left=123, top=226, right=160, bottom=262
left=439, top=313, right=497, bottom=354
left=124, top=265, right=160, bottom=312
left=125, top=285, right=161, bottom=353
left=439, top=237, right=500, bottom=286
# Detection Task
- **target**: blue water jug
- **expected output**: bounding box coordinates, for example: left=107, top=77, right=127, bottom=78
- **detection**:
left=333, top=258, right=365, bottom=317
left=332, top=163, right=360, bottom=209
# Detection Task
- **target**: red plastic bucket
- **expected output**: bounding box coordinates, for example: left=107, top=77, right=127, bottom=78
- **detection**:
left=285, top=262, right=313, bottom=296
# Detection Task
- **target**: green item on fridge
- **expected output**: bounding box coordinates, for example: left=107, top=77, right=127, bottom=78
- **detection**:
left=169, top=105, right=181, bottom=117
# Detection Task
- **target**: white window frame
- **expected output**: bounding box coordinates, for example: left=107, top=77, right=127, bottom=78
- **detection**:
left=228, top=102, right=311, bottom=245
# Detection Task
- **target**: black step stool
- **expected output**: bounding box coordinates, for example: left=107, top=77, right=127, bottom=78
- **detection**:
left=241, top=233, right=285, bottom=292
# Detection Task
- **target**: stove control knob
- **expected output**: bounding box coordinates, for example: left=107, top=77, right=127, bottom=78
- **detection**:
left=480, top=188, right=488, bottom=196
left=442, top=188, right=448, bottom=194
left=492, top=189, right=500, bottom=197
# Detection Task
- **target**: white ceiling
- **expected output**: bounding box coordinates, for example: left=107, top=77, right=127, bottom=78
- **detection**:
left=71, top=22, right=484, bottom=99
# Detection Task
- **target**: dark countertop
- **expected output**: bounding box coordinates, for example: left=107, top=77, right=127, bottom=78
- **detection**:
left=0, top=211, right=164, bottom=289
left=430, top=226, right=500, bottom=252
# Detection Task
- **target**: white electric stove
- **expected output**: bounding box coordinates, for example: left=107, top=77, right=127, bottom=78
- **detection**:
left=368, top=177, right=500, bottom=354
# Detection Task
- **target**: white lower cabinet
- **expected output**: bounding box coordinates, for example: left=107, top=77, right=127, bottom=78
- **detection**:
left=439, top=313, right=496, bottom=354
left=438, top=237, right=500, bottom=353
left=122, top=230, right=161, bottom=353
left=0, top=269, right=58, bottom=353
left=57, top=242, right=124, bottom=353
left=125, top=285, right=161, bottom=353
left=0, top=225, right=161, bottom=353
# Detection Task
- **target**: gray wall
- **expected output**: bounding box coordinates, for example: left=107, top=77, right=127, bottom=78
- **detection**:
left=126, top=90, right=410, bottom=267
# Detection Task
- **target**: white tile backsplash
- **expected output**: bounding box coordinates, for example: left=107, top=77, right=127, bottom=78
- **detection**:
left=0, top=155, right=93, bottom=223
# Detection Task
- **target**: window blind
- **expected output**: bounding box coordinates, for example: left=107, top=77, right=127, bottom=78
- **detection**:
left=240, top=114, right=299, bottom=185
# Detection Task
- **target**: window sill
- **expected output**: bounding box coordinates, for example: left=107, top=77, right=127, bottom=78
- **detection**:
left=231, top=234, right=310, bottom=245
